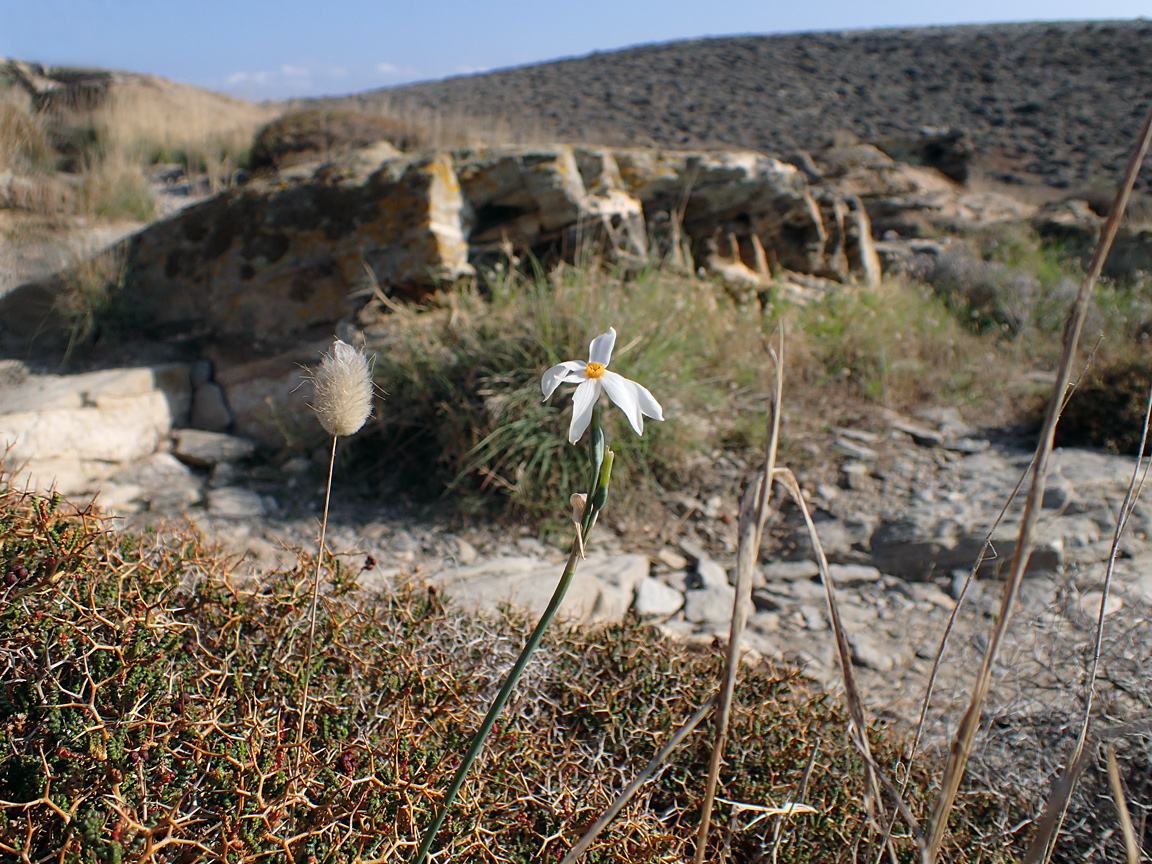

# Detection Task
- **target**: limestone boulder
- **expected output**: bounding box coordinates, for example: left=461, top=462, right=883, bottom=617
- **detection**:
left=0, top=363, right=191, bottom=494
left=615, top=148, right=828, bottom=274
left=117, top=149, right=472, bottom=349
left=209, top=344, right=325, bottom=448
left=817, top=145, right=1036, bottom=237
left=455, top=144, right=648, bottom=264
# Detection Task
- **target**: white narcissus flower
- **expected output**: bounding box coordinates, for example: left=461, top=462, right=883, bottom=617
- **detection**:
left=541, top=327, right=664, bottom=444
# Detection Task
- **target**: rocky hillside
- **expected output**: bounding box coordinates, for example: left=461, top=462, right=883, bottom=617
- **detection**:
left=339, top=20, right=1152, bottom=194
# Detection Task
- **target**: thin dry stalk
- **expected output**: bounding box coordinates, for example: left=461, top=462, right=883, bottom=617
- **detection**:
left=693, top=331, right=784, bottom=863
left=875, top=338, right=1104, bottom=864
left=773, top=468, right=928, bottom=864
left=1105, top=744, right=1140, bottom=864
left=926, top=98, right=1152, bottom=862
left=1023, top=375, right=1152, bottom=864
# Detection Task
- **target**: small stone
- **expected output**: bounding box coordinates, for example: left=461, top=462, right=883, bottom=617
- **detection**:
left=943, top=437, right=990, bottom=454
left=910, top=583, right=956, bottom=609
left=948, top=569, right=971, bottom=599
left=889, top=417, right=944, bottom=446
left=799, top=604, right=827, bottom=630
left=694, top=557, right=730, bottom=590
left=834, top=427, right=879, bottom=443
left=657, top=548, right=689, bottom=570
left=207, top=487, right=267, bottom=518
left=634, top=577, right=684, bottom=618
left=749, top=611, right=780, bottom=634
left=750, top=587, right=782, bottom=611
left=839, top=461, right=872, bottom=490
left=762, top=560, right=820, bottom=581
left=787, top=578, right=827, bottom=603
left=173, top=429, right=257, bottom=467
left=683, top=584, right=736, bottom=623
left=190, top=383, right=233, bottom=432
left=816, top=483, right=840, bottom=502
left=848, top=631, right=896, bottom=672
left=834, top=438, right=879, bottom=461
left=826, top=563, right=882, bottom=584
left=918, top=406, right=975, bottom=439
left=1042, top=477, right=1074, bottom=510
left=455, top=538, right=478, bottom=565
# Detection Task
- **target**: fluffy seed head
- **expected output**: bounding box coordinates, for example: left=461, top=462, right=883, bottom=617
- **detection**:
left=311, top=339, right=373, bottom=437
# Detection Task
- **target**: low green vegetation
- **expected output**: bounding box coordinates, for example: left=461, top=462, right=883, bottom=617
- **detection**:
left=358, top=259, right=1026, bottom=528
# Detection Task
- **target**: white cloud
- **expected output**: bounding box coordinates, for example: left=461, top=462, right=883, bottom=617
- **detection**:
left=281, top=64, right=311, bottom=78
left=376, top=62, right=399, bottom=74
left=327, top=66, right=348, bottom=78
left=227, top=70, right=269, bottom=85
left=455, top=65, right=488, bottom=75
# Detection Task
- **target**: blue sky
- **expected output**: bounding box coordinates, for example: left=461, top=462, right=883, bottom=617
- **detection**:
left=1, top=1, right=1148, bottom=101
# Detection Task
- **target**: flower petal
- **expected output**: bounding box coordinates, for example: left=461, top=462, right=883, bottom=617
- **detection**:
left=542, top=360, right=588, bottom=399
left=634, top=380, right=664, bottom=421
left=568, top=379, right=601, bottom=444
left=600, top=370, right=645, bottom=436
left=588, top=327, right=616, bottom=366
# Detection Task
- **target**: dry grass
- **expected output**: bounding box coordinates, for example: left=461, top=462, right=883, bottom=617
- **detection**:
left=87, top=77, right=277, bottom=173
left=1, top=69, right=278, bottom=224
left=75, top=151, right=156, bottom=222
left=0, top=100, right=55, bottom=174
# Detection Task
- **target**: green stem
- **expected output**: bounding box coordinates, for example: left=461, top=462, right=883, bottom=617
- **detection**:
left=412, top=447, right=615, bottom=864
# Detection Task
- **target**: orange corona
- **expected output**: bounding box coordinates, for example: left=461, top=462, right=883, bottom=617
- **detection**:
left=584, top=362, right=606, bottom=378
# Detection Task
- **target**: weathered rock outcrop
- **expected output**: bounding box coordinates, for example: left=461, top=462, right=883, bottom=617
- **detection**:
left=116, top=149, right=472, bottom=349
left=1, top=142, right=893, bottom=358
left=811, top=144, right=1037, bottom=239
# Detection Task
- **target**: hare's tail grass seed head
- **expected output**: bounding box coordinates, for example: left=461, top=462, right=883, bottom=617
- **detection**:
left=312, top=339, right=373, bottom=437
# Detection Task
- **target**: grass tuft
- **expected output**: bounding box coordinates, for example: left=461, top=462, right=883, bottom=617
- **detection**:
left=362, top=262, right=768, bottom=529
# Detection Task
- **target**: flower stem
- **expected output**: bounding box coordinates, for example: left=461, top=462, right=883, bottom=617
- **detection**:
left=297, top=434, right=338, bottom=767
left=412, top=446, right=615, bottom=864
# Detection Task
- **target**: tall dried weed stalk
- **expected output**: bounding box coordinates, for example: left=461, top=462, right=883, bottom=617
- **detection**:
left=299, top=339, right=374, bottom=754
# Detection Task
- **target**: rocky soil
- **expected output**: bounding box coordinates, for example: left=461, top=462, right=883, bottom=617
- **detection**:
left=346, top=20, right=1152, bottom=196
left=5, top=355, right=1149, bottom=753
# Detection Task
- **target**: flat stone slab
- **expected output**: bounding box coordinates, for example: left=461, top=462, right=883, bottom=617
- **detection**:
left=173, top=429, right=257, bottom=467
left=431, top=553, right=649, bottom=626
left=207, top=487, right=267, bottom=518
left=634, top=576, right=684, bottom=618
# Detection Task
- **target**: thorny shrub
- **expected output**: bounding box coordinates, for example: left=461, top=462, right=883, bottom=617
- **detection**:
left=0, top=474, right=1019, bottom=863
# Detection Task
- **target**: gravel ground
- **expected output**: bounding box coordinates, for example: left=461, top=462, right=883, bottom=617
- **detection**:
left=341, top=20, right=1152, bottom=194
